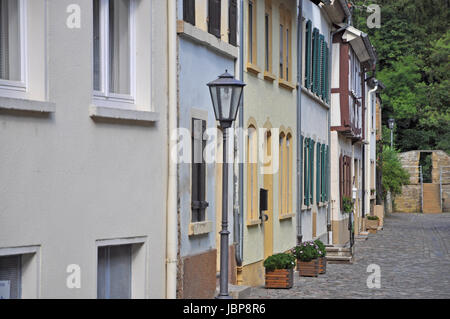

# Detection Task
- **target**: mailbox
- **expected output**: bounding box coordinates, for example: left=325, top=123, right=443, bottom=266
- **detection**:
left=259, top=189, right=269, bottom=222
left=260, top=189, right=268, bottom=212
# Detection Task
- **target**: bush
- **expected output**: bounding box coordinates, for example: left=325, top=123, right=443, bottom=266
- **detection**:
left=367, top=215, right=379, bottom=221
left=314, top=239, right=327, bottom=257
left=292, top=241, right=320, bottom=262
left=263, top=253, right=296, bottom=272
left=342, top=196, right=353, bottom=214
left=380, top=146, right=410, bottom=199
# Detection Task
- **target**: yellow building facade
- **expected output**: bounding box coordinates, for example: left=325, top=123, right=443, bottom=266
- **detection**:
left=238, top=0, right=298, bottom=287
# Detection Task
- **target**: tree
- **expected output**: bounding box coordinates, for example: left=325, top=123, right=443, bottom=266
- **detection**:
left=380, top=146, right=410, bottom=199
left=352, top=0, right=450, bottom=153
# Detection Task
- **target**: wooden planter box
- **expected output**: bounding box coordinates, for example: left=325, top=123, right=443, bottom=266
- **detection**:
left=297, top=259, right=319, bottom=277
left=366, top=218, right=379, bottom=231
left=265, top=268, right=294, bottom=289
left=318, top=257, right=327, bottom=274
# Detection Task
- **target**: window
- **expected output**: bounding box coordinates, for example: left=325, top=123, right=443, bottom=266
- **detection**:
left=248, top=0, right=257, bottom=65
left=229, top=0, right=238, bottom=46
left=279, top=7, right=291, bottom=82
left=279, top=133, right=285, bottom=215
left=228, top=0, right=237, bottom=46
left=97, top=244, right=132, bottom=299
left=247, top=125, right=258, bottom=222
left=183, top=0, right=195, bottom=25
left=264, top=0, right=272, bottom=73
left=0, top=0, right=24, bottom=89
left=279, top=23, right=283, bottom=78
left=286, top=133, right=292, bottom=214
left=192, top=118, right=208, bottom=223
left=304, top=20, right=312, bottom=88
left=339, top=155, right=352, bottom=209
left=208, top=0, right=221, bottom=38
left=309, top=139, right=315, bottom=204
left=93, top=0, right=135, bottom=105
left=0, top=255, right=21, bottom=299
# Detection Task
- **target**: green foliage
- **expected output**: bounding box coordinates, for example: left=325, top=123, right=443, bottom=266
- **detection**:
left=342, top=196, right=354, bottom=214
left=381, top=146, right=410, bottom=198
left=314, top=239, right=327, bottom=257
left=263, top=253, right=296, bottom=272
left=352, top=0, right=450, bottom=154
left=367, top=215, right=379, bottom=221
left=292, top=241, right=320, bottom=262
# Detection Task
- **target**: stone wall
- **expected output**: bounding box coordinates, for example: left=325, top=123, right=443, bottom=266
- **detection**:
left=395, top=185, right=422, bottom=213
left=396, top=150, right=450, bottom=213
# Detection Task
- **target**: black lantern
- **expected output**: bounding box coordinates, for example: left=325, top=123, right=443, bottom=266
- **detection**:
left=207, top=70, right=246, bottom=128
left=207, top=71, right=245, bottom=299
left=388, top=118, right=395, bottom=130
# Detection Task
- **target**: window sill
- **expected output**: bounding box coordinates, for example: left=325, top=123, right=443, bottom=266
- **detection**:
left=177, top=20, right=238, bottom=59
left=188, top=221, right=213, bottom=237
left=278, top=79, right=297, bottom=91
left=246, top=63, right=261, bottom=76
left=301, top=86, right=329, bottom=109
left=247, top=219, right=262, bottom=227
left=263, top=71, right=277, bottom=82
left=0, top=96, right=55, bottom=114
left=279, top=213, right=295, bottom=220
left=89, top=105, right=160, bottom=124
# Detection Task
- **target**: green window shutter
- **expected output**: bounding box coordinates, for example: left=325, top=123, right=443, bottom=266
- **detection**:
left=319, top=35, right=325, bottom=99
left=325, top=145, right=330, bottom=201
left=304, top=138, right=309, bottom=206
left=325, top=44, right=329, bottom=103
left=309, top=140, right=315, bottom=204
left=305, top=20, right=312, bottom=89
left=316, top=143, right=321, bottom=204
left=311, top=28, right=318, bottom=94
left=321, top=144, right=325, bottom=201
left=314, top=31, right=320, bottom=95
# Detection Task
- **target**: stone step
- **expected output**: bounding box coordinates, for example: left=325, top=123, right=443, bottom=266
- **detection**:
left=327, top=255, right=353, bottom=264
left=215, top=284, right=252, bottom=299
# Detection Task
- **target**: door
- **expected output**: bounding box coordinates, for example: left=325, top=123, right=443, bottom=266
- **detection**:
left=263, top=131, right=274, bottom=259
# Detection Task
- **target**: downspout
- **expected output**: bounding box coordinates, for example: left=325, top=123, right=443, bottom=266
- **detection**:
left=235, top=0, right=244, bottom=267
left=296, top=0, right=304, bottom=245
left=166, top=0, right=177, bottom=299
left=366, top=81, right=378, bottom=217
left=327, top=12, right=350, bottom=244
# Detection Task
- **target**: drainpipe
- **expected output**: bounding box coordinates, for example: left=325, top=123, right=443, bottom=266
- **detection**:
left=366, top=81, right=378, bottom=217
left=235, top=0, right=244, bottom=268
left=166, top=0, right=177, bottom=299
left=327, top=13, right=350, bottom=244
left=296, top=0, right=304, bottom=245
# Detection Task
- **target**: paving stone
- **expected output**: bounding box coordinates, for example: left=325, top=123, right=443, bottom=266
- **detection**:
left=245, top=213, right=450, bottom=299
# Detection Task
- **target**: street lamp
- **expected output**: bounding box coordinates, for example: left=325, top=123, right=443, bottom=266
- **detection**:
left=207, top=70, right=245, bottom=299
left=388, top=118, right=395, bottom=148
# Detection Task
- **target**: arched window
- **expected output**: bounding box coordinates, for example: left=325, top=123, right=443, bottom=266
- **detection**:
left=247, top=125, right=258, bottom=223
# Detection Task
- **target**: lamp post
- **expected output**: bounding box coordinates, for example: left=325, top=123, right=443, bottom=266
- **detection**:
left=207, top=71, right=245, bottom=299
left=388, top=118, right=395, bottom=149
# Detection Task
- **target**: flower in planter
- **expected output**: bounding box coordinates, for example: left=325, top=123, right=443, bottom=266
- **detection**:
left=293, top=241, right=320, bottom=262
left=314, top=239, right=327, bottom=258
left=263, top=253, right=296, bottom=272
left=367, top=215, right=379, bottom=221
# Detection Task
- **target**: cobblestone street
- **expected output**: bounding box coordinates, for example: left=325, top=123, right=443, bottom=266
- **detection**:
left=246, top=213, right=450, bottom=299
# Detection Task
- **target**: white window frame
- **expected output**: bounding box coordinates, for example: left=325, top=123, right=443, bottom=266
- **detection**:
left=93, top=0, right=136, bottom=109
left=0, top=0, right=27, bottom=95
left=96, top=237, right=147, bottom=299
